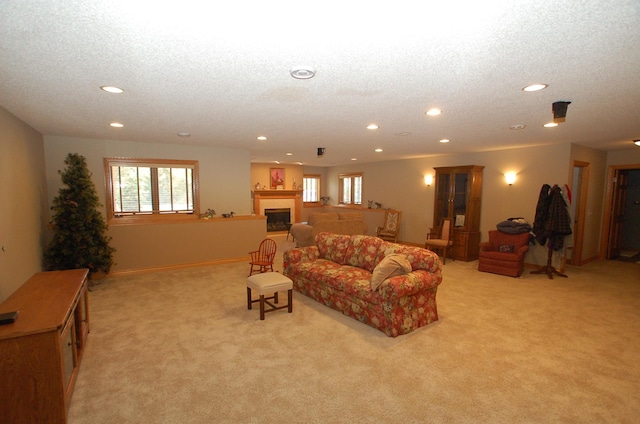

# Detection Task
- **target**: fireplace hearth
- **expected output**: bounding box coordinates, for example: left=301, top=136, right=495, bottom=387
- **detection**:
left=265, top=208, right=291, bottom=232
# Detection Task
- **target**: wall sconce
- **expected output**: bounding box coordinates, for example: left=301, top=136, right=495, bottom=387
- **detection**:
left=505, top=172, right=517, bottom=186
left=424, top=174, right=433, bottom=187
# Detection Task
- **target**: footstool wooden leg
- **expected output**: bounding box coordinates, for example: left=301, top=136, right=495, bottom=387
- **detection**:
left=246, top=272, right=294, bottom=320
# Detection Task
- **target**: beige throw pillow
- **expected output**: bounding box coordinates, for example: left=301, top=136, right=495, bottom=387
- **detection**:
left=370, top=254, right=412, bottom=291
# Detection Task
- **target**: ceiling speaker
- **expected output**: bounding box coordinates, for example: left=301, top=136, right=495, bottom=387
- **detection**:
left=552, top=101, right=571, bottom=123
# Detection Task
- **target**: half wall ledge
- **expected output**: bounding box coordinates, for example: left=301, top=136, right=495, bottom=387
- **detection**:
left=107, top=215, right=266, bottom=274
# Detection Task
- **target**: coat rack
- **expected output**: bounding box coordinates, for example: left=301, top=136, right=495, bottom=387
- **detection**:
left=530, top=242, right=568, bottom=279
left=530, top=184, right=572, bottom=279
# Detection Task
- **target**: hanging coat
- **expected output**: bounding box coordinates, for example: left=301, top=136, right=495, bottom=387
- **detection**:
left=532, top=184, right=552, bottom=245
left=532, top=184, right=572, bottom=250
left=546, top=185, right=572, bottom=250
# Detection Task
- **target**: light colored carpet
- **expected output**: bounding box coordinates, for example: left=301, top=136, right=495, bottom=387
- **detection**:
left=68, top=235, right=640, bottom=424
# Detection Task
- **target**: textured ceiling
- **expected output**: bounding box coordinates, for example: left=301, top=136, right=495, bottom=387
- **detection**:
left=1, top=0, right=639, bottom=166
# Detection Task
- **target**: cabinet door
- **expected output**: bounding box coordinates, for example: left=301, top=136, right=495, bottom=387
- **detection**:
left=434, top=172, right=451, bottom=225
left=60, top=318, right=78, bottom=397
left=452, top=171, right=469, bottom=230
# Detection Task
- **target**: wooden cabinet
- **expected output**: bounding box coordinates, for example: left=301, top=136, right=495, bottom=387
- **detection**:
left=0, top=269, right=89, bottom=424
left=433, top=165, right=484, bottom=261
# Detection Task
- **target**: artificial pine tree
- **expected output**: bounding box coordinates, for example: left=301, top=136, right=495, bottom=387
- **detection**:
left=44, top=153, right=115, bottom=277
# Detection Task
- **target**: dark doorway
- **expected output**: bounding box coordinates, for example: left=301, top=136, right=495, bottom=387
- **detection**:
left=603, top=166, right=640, bottom=262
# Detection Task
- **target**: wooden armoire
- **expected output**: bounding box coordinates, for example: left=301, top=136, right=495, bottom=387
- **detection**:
left=432, top=165, right=484, bottom=261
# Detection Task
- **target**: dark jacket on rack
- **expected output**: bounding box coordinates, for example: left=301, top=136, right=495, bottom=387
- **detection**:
left=533, top=184, right=552, bottom=245
left=532, top=184, right=572, bottom=250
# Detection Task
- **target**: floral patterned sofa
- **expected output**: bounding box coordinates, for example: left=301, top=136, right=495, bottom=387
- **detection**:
left=283, top=232, right=443, bottom=337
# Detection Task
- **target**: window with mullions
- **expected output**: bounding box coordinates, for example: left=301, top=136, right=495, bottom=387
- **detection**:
left=303, top=175, right=321, bottom=203
left=338, top=173, right=362, bottom=205
left=104, top=158, right=199, bottom=223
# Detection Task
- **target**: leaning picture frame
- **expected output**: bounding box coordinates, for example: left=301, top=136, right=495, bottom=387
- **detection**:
left=270, top=168, right=285, bottom=189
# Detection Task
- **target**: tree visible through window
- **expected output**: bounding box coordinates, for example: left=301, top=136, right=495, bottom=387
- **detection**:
left=104, top=158, right=199, bottom=223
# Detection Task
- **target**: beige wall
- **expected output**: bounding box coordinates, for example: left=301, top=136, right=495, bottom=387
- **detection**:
left=250, top=163, right=304, bottom=193
left=44, top=136, right=253, bottom=216
left=569, top=144, right=608, bottom=262
left=250, top=164, right=329, bottom=221
left=0, top=106, right=46, bottom=302
left=606, top=148, right=640, bottom=166
left=108, top=216, right=266, bottom=273
left=319, top=143, right=609, bottom=266
left=43, top=136, right=259, bottom=273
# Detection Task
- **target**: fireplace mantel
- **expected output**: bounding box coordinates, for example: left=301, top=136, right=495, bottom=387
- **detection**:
left=253, top=190, right=302, bottom=196
left=252, top=190, right=303, bottom=223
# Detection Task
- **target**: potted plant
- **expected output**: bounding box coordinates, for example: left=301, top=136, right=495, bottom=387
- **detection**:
left=44, top=153, right=115, bottom=278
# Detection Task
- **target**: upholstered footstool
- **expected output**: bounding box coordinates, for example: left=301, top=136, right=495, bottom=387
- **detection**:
left=246, top=272, right=293, bottom=320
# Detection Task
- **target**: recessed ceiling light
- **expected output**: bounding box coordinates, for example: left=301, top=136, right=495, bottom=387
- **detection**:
left=375, top=148, right=383, bottom=153
left=257, top=136, right=267, bottom=141
left=290, top=66, right=316, bottom=79
left=109, top=122, right=124, bottom=128
left=351, top=158, right=358, bottom=161
left=523, top=84, right=548, bottom=92
left=177, top=132, right=191, bottom=137
left=634, top=140, right=640, bottom=146
left=544, top=122, right=559, bottom=128
left=510, top=124, right=526, bottom=130
left=100, top=86, right=124, bottom=94
left=286, top=152, right=293, bottom=156
left=439, top=139, right=450, bottom=143
left=426, top=108, right=442, bottom=116
left=367, top=124, right=379, bottom=130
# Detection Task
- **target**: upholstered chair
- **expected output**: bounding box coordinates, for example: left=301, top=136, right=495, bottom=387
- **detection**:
left=425, top=218, right=453, bottom=264
left=478, top=230, right=531, bottom=277
left=377, top=210, right=402, bottom=243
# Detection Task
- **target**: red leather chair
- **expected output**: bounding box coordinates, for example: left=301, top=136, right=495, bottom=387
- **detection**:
left=478, top=230, right=530, bottom=277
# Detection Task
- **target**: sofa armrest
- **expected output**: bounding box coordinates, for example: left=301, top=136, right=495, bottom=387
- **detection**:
left=283, top=246, right=319, bottom=274
left=516, top=245, right=530, bottom=256
left=377, top=269, right=442, bottom=300
left=290, top=223, right=315, bottom=247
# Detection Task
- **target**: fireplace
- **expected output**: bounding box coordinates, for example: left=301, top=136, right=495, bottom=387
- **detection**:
left=265, top=208, right=291, bottom=232
left=253, top=189, right=302, bottom=224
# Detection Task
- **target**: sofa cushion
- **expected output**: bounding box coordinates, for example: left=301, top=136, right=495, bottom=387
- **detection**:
left=337, top=211, right=364, bottom=220
left=325, top=265, right=373, bottom=292
left=308, top=212, right=339, bottom=226
left=344, top=235, right=386, bottom=272
left=371, top=253, right=412, bottom=290
left=316, top=232, right=352, bottom=265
